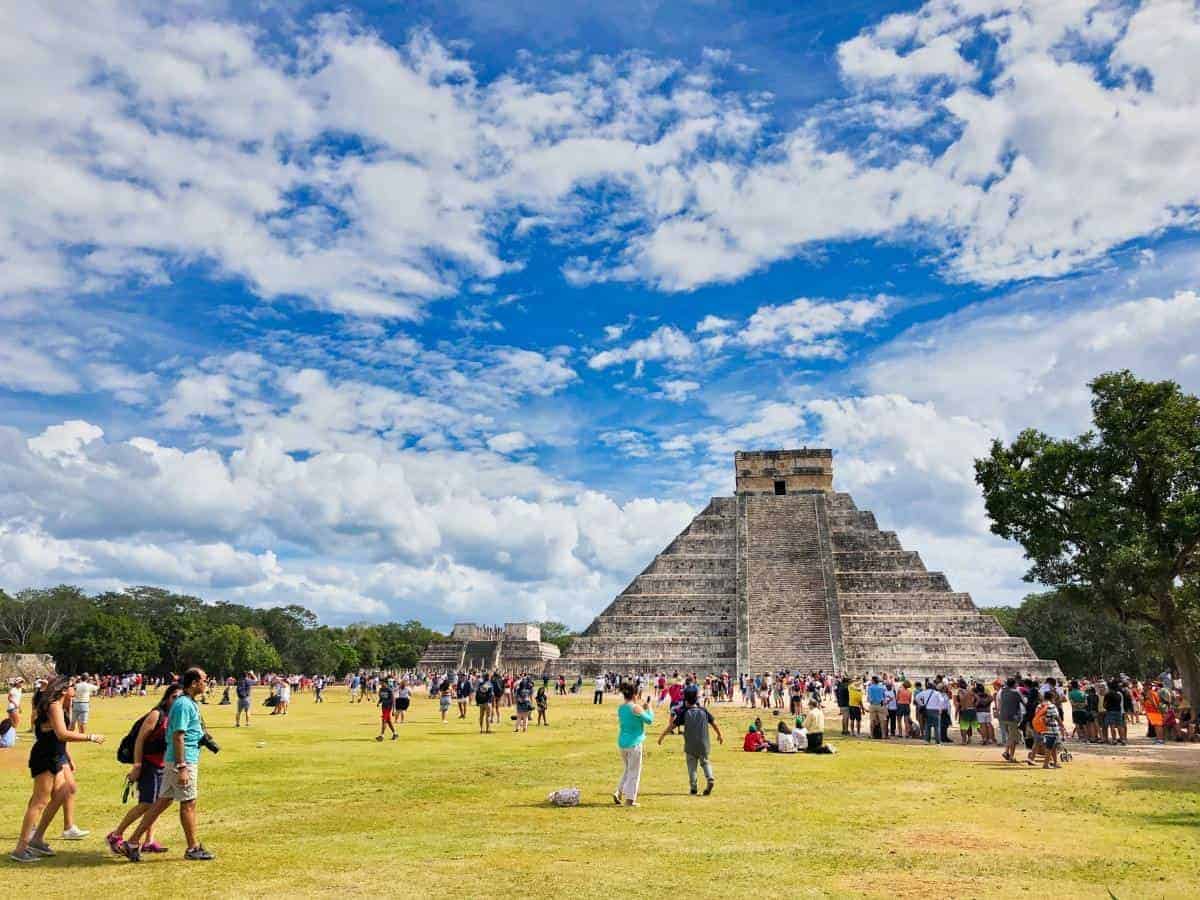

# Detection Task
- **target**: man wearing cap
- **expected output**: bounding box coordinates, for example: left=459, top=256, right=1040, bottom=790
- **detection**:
left=658, top=685, right=723, bottom=795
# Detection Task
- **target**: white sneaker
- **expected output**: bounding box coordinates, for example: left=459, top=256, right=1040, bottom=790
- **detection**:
left=61, top=826, right=89, bottom=840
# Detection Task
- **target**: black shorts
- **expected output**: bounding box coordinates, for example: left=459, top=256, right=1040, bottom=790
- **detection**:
left=398, top=698, right=411, bottom=711
left=1072, top=710, right=1091, bottom=725
left=29, top=750, right=67, bottom=779
left=848, top=707, right=862, bottom=722
left=138, top=765, right=164, bottom=804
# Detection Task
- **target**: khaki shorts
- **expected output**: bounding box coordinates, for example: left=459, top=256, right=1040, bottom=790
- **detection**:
left=161, top=763, right=199, bottom=802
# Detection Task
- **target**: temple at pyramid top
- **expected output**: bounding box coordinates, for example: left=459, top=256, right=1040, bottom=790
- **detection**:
left=735, top=448, right=834, bottom=494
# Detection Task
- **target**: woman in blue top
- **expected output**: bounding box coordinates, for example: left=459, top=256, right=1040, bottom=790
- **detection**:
left=614, top=681, right=653, bottom=807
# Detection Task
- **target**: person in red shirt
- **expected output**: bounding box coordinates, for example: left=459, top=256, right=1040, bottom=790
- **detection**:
left=743, top=724, right=767, bottom=752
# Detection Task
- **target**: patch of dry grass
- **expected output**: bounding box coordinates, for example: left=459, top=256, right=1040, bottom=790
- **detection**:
left=2, top=688, right=1197, bottom=898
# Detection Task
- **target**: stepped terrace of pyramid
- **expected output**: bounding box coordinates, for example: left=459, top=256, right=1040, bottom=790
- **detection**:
left=553, top=449, right=1062, bottom=681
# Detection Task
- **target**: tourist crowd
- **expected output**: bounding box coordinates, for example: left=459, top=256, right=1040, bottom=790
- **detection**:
left=3, top=662, right=1193, bottom=863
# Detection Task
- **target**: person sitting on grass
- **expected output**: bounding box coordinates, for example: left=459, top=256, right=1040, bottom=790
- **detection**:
left=775, top=720, right=797, bottom=753
left=742, top=723, right=768, bottom=752
left=801, top=698, right=834, bottom=754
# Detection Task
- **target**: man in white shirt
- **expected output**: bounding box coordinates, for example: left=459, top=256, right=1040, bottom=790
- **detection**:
left=6, top=679, right=22, bottom=729
left=593, top=674, right=606, bottom=705
left=72, top=675, right=97, bottom=733
left=919, top=684, right=948, bottom=745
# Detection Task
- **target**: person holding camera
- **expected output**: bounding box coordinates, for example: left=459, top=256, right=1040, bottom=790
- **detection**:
left=122, top=668, right=215, bottom=862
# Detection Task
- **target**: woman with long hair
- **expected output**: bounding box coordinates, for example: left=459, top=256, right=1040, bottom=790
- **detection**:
left=10, top=677, right=105, bottom=863
left=106, top=682, right=183, bottom=855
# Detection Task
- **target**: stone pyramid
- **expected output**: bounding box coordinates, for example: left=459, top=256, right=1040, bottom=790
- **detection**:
left=556, top=449, right=1062, bottom=680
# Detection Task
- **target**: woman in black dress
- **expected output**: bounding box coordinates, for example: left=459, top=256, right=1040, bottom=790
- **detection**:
left=10, top=677, right=105, bottom=863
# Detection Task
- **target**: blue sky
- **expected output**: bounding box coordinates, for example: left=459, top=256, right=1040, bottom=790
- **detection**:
left=2, top=0, right=1199, bottom=629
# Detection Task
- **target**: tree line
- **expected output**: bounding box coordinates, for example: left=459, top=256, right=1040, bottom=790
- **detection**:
left=0, top=585, right=442, bottom=678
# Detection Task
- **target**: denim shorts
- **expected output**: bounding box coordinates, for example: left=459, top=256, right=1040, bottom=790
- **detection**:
left=1041, top=734, right=1058, bottom=749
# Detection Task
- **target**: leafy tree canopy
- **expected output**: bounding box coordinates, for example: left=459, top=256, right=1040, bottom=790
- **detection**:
left=976, top=370, right=1200, bottom=708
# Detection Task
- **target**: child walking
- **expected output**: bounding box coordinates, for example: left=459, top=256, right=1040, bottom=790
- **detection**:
left=657, top=684, right=723, bottom=795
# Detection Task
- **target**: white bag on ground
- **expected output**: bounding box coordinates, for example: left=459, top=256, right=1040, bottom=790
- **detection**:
left=547, top=787, right=581, bottom=807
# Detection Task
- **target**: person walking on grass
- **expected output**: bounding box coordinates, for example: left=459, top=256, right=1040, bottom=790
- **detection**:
left=593, top=673, right=606, bottom=705
left=476, top=677, right=495, bottom=734
left=122, top=668, right=213, bottom=862
left=1027, top=693, right=1062, bottom=769
left=377, top=678, right=397, bottom=741
left=9, top=678, right=106, bottom=863
left=107, top=683, right=182, bottom=856
left=656, top=684, right=722, bottom=795
left=614, top=681, right=653, bottom=808
left=7, top=678, right=23, bottom=731
left=514, top=678, right=534, bottom=733
left=396, top=680, right=411, bottom=724
left=438, top=677, right=452, bottom=724
left=998, top=677, right=1025, bottom=761
left=535, top=685, right=549, bottom=726
left=456, top=675, right=471, bottom=719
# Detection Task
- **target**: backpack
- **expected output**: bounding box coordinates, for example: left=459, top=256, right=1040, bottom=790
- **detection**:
left=1032, top=703, right=1049, bottom=734
left=476, top=684, right=492, bottom=703
left=116, top=712, right=154, bottom=764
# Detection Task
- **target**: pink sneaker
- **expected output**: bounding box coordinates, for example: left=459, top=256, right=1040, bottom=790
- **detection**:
left=140, top=840, right=169, bottom=853
left=106, top=832, right=125, bottom=855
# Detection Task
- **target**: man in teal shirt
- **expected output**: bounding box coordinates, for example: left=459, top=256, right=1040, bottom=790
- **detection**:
left=614, top=681, right=653, bottom=807
left=123, top=668, right=214, bottom=862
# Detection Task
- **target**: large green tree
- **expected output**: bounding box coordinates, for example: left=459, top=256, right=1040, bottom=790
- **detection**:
left=0, top=585, right=90, bottom=651
left=976, top=370, right=1200, bottom=709
left=51, top=610, right=160, bottom=673
left=992, top=590, right=1169, bottom=678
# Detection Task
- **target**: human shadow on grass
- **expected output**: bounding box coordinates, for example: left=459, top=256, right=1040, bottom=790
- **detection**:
left=5, top=850, right=112, bottom=868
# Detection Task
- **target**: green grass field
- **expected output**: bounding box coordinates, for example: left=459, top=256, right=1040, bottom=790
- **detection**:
left=2, top=687, right=1198, bottom=899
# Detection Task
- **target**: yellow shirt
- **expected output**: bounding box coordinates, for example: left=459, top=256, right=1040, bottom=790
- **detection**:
left=803, top=707, right=825, bottom=734
left=848, top=685, right=863, bottom=708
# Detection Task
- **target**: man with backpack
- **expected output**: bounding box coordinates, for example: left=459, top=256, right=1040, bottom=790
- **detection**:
left=1027, top=692, right=1062, bottom=768
left=657, top=684, right=723, bottom=795
left=998, top=677, right=1026, bottom=762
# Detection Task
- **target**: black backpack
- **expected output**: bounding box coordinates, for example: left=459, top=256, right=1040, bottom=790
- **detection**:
left=116, top=713, right=150, bottom=765
left=476, top=684, right=492, bottom=703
